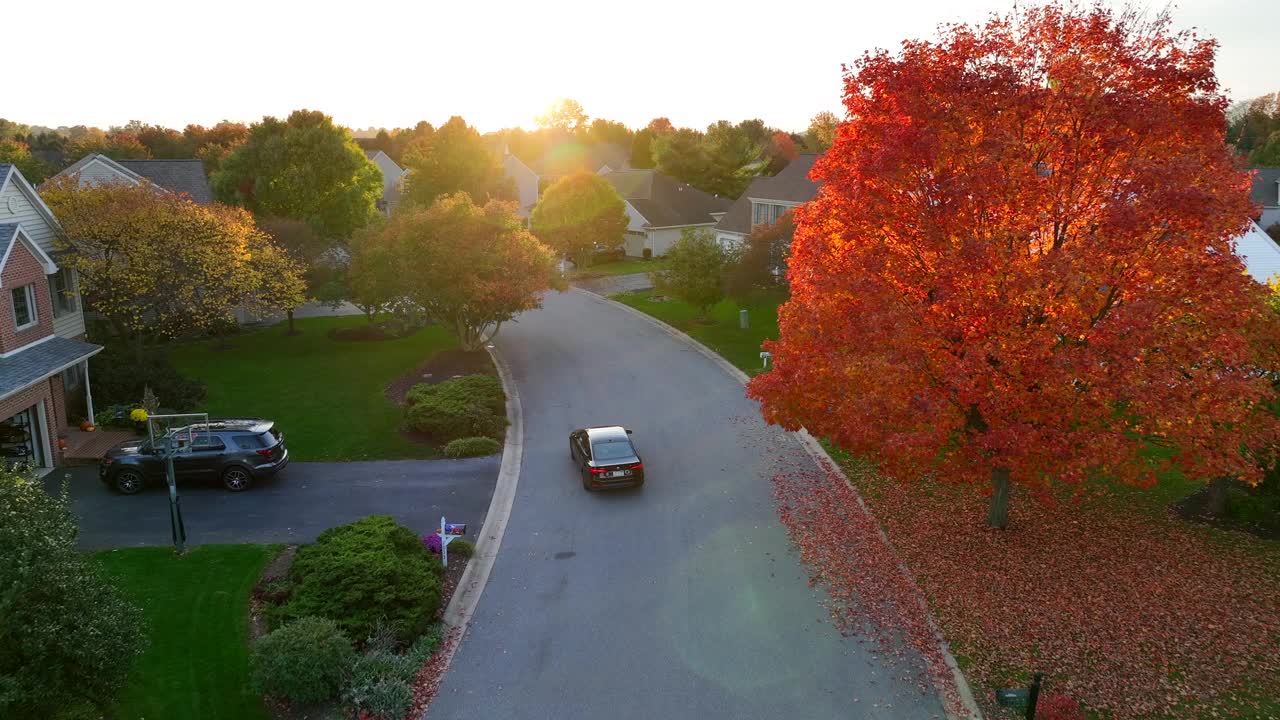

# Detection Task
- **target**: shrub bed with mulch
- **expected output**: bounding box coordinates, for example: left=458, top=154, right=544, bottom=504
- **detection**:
left=249, top=517, right=474, bottom=720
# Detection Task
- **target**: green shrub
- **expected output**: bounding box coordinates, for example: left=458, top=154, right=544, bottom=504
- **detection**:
left=89, top=343, right=206, bottom=411
left=405, top=623, right=445, bottom=665
left=447, top=538, right=476, bottom=559
left=283, top=516, right=443, bottom=644
left=251, top=616, right=355, bottom=705
left=346, top=677, right=412, bottom=720
left=0, top=473, right=145, bottom=719
left=404, top=375, right=507, bottom=441
left=405, top=374, right=504, bottom=413
left=443, top=436, right=502, bottom=458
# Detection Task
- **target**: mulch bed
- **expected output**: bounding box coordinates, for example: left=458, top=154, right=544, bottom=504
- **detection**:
left=384, top=349, right=496, bottom=405
left=328, top=323, right=420, bottom=343
left=248, top=544, right=473, bottom=720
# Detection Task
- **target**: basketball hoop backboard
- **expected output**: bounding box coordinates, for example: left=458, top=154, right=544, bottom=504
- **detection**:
left=147, top=413, right=210, bottom=454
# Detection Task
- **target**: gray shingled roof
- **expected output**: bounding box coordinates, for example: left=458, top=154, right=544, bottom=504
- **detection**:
left=0, top=336, right=102, bottom=400
left=716, top=154, right=821, bottom=235
left=1251, top=167, right=1280, bottom=207
left=602, top=170, right=732, bottom=228
left=0, top=223, right=18, bottom=257
left=0, top=164, right=12, bottom=182
left=116, top=160, right=214, bottom=204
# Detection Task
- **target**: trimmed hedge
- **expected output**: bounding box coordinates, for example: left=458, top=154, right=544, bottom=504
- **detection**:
left=404, top=374, right=507, bottom=441
left=443, top=436, right=502, bottom=458
left=251, top=616, right=355, bottom=705
left=281, top=517, right=443, bottom=644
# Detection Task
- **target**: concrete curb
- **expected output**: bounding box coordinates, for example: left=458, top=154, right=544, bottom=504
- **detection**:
left=440, top=344, right=523, bottom=639
left=573, top=286, right=983, bottom=720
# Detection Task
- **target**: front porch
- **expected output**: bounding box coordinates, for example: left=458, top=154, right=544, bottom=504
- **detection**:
left=62, top=427, right=136, bottom=463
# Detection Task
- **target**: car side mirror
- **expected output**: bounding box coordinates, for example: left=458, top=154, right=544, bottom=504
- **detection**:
left=625, top=429, right=633, bottom=434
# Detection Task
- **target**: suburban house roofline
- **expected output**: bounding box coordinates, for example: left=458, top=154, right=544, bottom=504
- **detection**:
left=1, top=165, right=63, bottom=232
left=0, top=224, right=59, bottom=284
left=746, top=197, right=805, bottom=206
left=642, top=222, right=720, bottom=230
left=0, top=346, right=103, bottom=404
left=57, top=154, right=147, bottom=185
left=0, top=334, right=56, bottom=359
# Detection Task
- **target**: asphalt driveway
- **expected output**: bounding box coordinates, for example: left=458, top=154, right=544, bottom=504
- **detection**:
left=51, top=457, right=499, bottom=550
left=429, top=290, right=942, bottom=719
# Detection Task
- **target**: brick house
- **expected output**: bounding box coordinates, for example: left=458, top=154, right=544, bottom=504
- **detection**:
left=0, top=164, right=101, bottom=471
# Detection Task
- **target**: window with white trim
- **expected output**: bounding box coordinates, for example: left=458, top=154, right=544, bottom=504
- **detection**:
left=11, top=284, right=37, bottom=330
left=751, top=202, right=788, bottom=227
left=48, top=269, right=78, bottom=318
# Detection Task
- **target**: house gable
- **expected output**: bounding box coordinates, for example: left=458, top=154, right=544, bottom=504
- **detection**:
left=56, top=154, right=145, bottom=188
left=0, top=225, right=57, bottom=354
left=0, top=166, right=87, bottom=340
left=0, top=164, right=62, bottom=240
left=0, top=224, right=58, bottom=284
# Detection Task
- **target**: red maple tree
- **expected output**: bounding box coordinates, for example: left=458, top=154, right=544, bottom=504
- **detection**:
left=748, top=4, right=1280, bottom=527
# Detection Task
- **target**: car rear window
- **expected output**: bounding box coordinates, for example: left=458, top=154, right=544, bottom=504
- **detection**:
left=232, top=432, right=277, bottom=449
left=592, top=440, right=635, bottom=461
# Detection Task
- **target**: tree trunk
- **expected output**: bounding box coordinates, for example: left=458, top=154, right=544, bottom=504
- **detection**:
left=1205, top=476, right=1232, bottom=517
left=987, top=466, right=1011, bottom=529
left=286, top=309, right=297, bottom=336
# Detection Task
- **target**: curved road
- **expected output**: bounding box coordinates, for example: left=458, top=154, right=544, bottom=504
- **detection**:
left=430, top=290, right=941, bottom=719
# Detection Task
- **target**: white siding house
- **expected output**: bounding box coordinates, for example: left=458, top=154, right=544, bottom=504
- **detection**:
left=599, top=170, right=731, bottom=257
left=0, top=167, right=85, bottom=339
left=1236, top=220, right=1280, bottom=284
left=364, top=150, right=406, bottom=215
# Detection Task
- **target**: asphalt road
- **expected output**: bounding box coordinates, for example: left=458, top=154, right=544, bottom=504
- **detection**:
left=52, top=457, right=499, bottom=550
left=430, top=290, right=942, bottom=719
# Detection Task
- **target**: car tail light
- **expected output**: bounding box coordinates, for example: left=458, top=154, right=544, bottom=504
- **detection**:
left=589, top=466, right=608, bottom=474
left=630, top=463, right=643, bottom=470
left=256, top=449, right=274, bottom=458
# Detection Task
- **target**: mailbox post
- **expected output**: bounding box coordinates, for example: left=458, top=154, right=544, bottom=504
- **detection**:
left=760, top=350, right=772, bottom=370
left=439, top=516, right=467, bottom=568
left=996, top=672, right=1044, bottom=720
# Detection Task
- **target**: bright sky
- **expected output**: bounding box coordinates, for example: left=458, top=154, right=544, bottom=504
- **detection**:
left=11, top=0, right=1275, bottom=134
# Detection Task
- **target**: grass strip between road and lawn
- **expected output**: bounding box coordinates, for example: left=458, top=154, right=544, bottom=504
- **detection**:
left=611, top=289, right=785, bottom=375
left=171, top=315, right=458, bottom=461
left=611, top=286, right=1280, bottom=719
left=569, top=257, right=669, bottom=279
left=96, top=544, right=281, bottom=720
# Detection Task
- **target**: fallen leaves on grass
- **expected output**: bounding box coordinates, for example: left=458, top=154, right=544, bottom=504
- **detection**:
left=777, top=454, right=1280, bottom=718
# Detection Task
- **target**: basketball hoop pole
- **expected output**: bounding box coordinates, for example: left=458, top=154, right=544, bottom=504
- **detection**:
left=163, top=433, right=187, bottom=553
left=149, top=413, right=203, bottom=554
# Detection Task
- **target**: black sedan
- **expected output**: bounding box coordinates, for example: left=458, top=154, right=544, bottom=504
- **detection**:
left=100, top=418, right=289, bottom=494
left=569, top=426, right=644, bottom=490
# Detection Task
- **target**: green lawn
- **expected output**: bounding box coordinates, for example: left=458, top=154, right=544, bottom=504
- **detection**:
left=170, top=316, right=458, bottom=461
left=612, top=289, right=785, bottom=374
left=96, top=544, right=280, bottom=720
left=570, top=257, right=668, bottom=279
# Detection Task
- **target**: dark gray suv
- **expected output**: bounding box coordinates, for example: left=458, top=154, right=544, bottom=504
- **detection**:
left=100, top=418, right=289, bottom=494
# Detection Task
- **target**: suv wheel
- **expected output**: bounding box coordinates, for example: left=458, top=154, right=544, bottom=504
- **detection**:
left=114, top=469, right=144, bottom=495
left=222, top=466, right=253, bottom=492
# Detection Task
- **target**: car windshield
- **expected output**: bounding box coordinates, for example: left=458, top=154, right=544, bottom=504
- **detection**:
left=592, top=440, right=635, bottom=462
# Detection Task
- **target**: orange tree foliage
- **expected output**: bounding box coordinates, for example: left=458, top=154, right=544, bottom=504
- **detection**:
left=41, top=176, right=303, bottom=339
left=748, top=5, right=1280, bottom=522
left=349, top=193, right=560, bottom=350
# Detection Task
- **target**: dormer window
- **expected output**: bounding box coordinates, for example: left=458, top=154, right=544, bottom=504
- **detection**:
left=11, top=283, right=37, bottom=330
left=752, top=202, right=788, bottom=226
